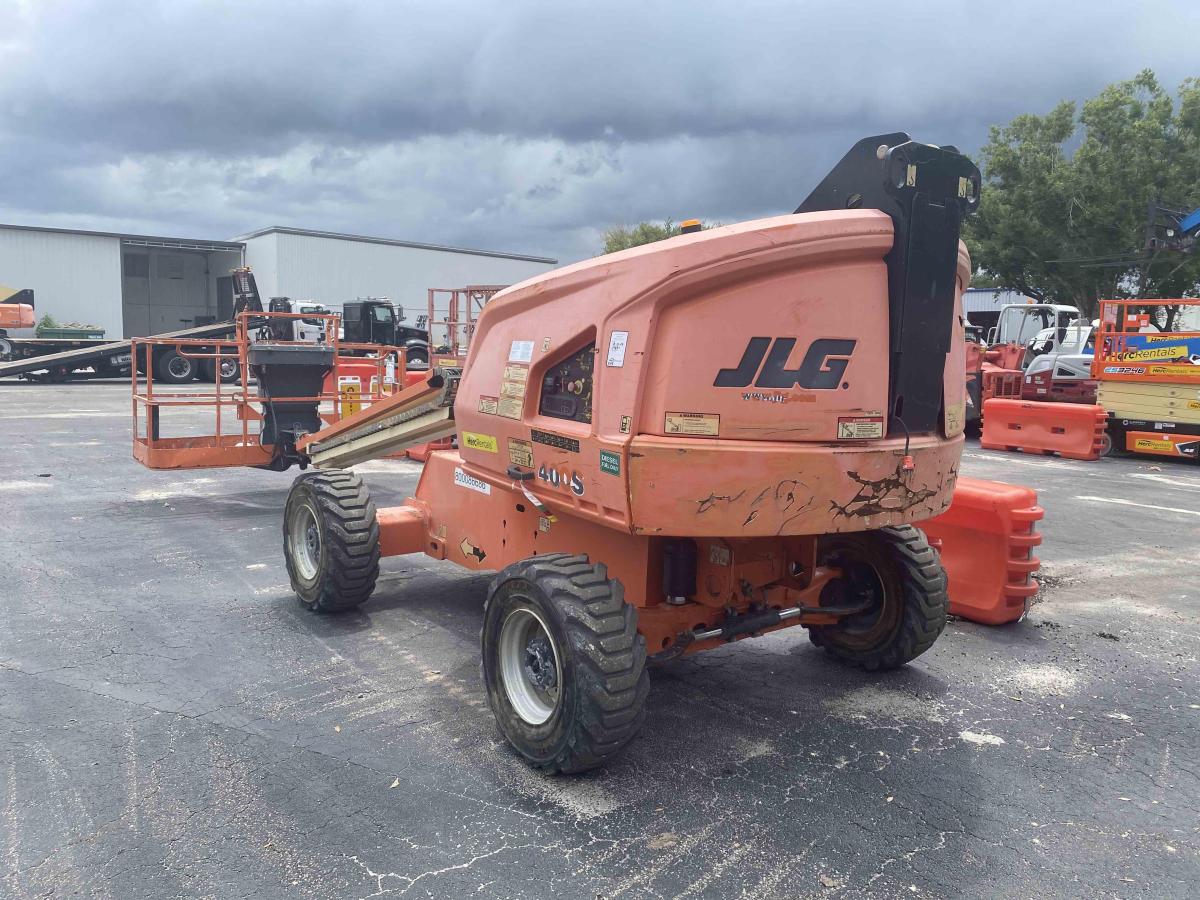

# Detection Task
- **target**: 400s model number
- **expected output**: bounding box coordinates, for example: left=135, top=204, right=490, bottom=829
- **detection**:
left=538, top=465, right=584, bottom=496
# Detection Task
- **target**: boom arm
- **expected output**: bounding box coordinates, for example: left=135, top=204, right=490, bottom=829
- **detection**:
left=796, top=134, right=981, bottom=435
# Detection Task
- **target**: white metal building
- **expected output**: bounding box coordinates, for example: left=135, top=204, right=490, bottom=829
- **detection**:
left=0, top=222, right=557, bottom=340
left=0, top=224, right=243, bottom=340
left=239, top=227, right=556, bottom=323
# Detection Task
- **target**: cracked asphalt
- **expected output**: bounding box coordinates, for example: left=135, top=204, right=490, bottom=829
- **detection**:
left=1, top=381, right=1197, bottom=899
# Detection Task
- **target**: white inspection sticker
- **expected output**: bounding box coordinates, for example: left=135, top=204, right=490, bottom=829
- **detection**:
left=837, top=416, right=885, bottom=439
left=606, top=330, right=629, bottom=367
left=453, top=467, right=492, bottom=495
left=508, top=340, right=534, bottom=363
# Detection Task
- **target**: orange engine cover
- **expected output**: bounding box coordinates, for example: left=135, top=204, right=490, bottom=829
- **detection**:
left=451, top=210, right=970, bottom=536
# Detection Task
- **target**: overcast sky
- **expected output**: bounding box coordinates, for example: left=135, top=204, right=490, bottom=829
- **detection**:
left=1, top=1, right=1196, bottom=263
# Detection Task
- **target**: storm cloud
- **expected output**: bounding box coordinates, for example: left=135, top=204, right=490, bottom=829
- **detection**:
left=1, top=0, right=1196, bottom=263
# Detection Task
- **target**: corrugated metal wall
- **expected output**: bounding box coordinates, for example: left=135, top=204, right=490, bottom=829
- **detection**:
left=242, top=232, right=279, bottom=302
left=0, top=227, right=123, bottom=338
left=246, top=232, right=556, bottom=320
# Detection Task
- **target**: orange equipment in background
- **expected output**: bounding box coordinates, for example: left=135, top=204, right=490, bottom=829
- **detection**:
left=131, top=310, right=404, bottom=471
left=1092, top=298, right=1200, bottom=460
left=963, top=303, right=1096, bottom=432
left=426, top=285, right=506, bottom=362
left=0, top=285, right=35, bottom=331
left=921, top=477, right=1043, bottom=625
left=980, top=398, right=1108, bottom=460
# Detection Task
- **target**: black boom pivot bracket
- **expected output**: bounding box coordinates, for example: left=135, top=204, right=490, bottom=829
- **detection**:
left=796, top=133, right=981, bottom=435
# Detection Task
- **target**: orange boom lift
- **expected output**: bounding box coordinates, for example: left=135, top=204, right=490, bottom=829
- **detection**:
left=274, top=134, right=988, bottom=773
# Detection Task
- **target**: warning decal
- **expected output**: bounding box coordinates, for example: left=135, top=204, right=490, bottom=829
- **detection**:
left=508, top=438, right=534, bottom=467
left=837, top=416, right=885, bottom=439
left=664, top=412, right=720, bottom=436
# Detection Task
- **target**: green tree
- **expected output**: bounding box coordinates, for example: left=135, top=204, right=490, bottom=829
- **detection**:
left=966, top=70, right=1200, bottom=320
left=602, top=219, right=717, bottom=254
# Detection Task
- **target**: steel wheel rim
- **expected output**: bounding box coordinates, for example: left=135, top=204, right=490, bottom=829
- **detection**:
left=167, top=355, right=192, bottom=378
left=289, top=503, right=321, bottom=581
left=821, top=545, right=898, bottom=650
left=499, top=607, right=561, bottom=725
left=219, top=358, right=238, bottom=379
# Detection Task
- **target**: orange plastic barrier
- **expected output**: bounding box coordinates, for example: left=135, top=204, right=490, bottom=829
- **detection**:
left=919, top=476, right=1044, bottom=625
left=980, top=398, right=1107, bottom=461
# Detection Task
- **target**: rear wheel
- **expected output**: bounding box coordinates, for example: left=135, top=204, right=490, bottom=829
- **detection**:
left=154, top=348, right=199, bottom=384
left=283, top=470, right=380, bottom=613
left=809, top=525, right=947, bottom=670
left=200, top=355, right=239, bottom=383
left=482, top=554, right=648, bottom=774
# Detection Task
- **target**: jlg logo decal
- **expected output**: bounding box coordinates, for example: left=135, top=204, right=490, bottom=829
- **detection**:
left=714, top=338, right=856, bottom=389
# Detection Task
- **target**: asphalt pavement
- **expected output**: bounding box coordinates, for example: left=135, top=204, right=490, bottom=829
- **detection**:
left=1, top=381, right=1197, bottom=899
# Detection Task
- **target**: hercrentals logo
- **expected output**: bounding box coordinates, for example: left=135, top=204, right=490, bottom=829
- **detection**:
left=715, top=338, right=856, bottom=389
left=1113, top=345, right=1188, bottom=363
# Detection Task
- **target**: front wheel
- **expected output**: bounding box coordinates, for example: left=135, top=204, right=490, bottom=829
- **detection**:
left=283, top=470, right=380, bottom=613
left=809, top=525, right=947, bottom=671
left=482, top=554, right=649, bottom=774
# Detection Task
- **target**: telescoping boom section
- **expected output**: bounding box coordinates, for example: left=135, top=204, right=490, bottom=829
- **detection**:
left=284, top=135, right=988, bottom=773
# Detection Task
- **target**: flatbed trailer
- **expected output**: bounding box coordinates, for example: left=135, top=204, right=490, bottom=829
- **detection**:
left=0, top=266, right=275, bottom=383
left=0, top=319, right=252, bottom=382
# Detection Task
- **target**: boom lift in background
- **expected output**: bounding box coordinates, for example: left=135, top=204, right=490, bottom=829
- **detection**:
left=426, top=285, right=506, bottom=360
left=275, top=134, right=998, bottom=772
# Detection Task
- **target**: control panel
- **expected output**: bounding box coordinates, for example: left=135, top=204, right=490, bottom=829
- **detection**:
left=538, top=343, right=595, bottom=424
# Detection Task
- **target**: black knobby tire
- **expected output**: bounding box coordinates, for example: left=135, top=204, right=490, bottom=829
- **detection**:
left=481, top=553, right=649, bottom=774
left=154, top=348, right=198, bottom=384
left=809, top=525, right=947, bottom=671
left=283, top=469, right=380, bottom=613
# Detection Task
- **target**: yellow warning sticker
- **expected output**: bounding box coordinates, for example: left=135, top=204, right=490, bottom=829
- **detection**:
left=462, top=431, right=498, bottom=453
left=664, top=412, right=720, bottom=436
left=500, top=365, right=528, bottom=400
left=501, top=379, right=527, bottom=399
left=508, top=438, right=534, bottom=467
